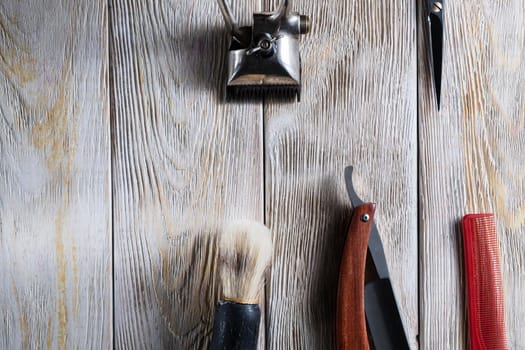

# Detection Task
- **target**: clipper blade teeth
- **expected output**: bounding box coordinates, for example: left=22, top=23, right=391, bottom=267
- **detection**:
left=226, top=86, right=300, bottom=102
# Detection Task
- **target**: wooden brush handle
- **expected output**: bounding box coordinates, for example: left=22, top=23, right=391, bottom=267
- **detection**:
left=337, top=203, right=376, bottom=350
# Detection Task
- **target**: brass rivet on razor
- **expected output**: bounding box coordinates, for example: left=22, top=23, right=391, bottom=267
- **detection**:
left=432, top=1, right=443, bottom=13
left=216, top=0, right=311, bottom=101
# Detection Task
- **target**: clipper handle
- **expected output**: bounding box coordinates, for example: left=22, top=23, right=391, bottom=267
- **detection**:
left=272, top=0, right=290, bottom=20
left=217, top=0, right=292, bottom=30
left=216, top=0, right=240, bottom=37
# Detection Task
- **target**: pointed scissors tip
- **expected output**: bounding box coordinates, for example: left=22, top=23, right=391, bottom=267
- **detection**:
left=434, top=72, right=442, bottom=110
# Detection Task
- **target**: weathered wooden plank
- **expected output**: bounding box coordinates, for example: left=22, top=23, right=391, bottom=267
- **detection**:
left=419, top=0, right=525, bottom=348
left=0, top=1, right=111, bottom=349
left=263, top=0, right=418, bottom=348
left=109, top=0, right=264, bottom=348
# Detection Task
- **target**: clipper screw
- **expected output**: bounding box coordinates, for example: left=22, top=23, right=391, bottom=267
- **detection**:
left=260, top=39, right=271, bottom=50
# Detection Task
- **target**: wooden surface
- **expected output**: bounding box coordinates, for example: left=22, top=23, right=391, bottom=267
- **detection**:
left=109, top=0, right=264, bottom=348
left=263, top=0, right=418, bottom=348
left=0, top=0, right=111, bottom=349
left=418, top=0, right=525, bottom=349
left=0, top=0, right=524, bottom=349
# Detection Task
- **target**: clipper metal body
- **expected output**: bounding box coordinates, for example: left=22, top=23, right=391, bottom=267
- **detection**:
left=217, top=0, right=310, bottom=100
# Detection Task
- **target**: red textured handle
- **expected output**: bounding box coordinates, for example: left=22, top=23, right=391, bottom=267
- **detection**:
left=462, top=214, right=508, bottom=350
left=336, top=203, right=375, bottom=350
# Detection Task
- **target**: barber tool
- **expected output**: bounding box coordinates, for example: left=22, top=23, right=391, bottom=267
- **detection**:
left=210, top=221, right=273, bottom=350
left=462, top=214, right=508, bottom=350
left=337, top=202, right=375, bottom=349
left=216, top=0, right=310, bottom=100
left=337, top=166, right=409, bottom=350
left=426, top=0, right=444, bottom=109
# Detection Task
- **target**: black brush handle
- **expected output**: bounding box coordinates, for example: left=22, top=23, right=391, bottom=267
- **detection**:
left=210, top=300, right=260, bottom=350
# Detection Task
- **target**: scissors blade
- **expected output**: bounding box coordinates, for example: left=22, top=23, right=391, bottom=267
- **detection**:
left=427, top=0, right=444, bottom=109
left=344, top=166, right=389, bottom=279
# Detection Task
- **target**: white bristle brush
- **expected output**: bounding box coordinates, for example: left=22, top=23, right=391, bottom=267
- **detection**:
left=210, top=220, right=273, bottom=350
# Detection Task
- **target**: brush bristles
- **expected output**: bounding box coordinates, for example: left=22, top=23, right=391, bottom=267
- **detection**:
left=219, top=220, right=273, bottom=304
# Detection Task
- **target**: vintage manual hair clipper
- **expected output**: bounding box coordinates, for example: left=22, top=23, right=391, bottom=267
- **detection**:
left=216, top=0, right=310, bottom=100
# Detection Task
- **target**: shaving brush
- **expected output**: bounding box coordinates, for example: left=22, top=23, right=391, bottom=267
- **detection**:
left=210, top=220, right=273, bottom=350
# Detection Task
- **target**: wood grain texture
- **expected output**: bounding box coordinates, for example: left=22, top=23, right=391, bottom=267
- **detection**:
left=418, top=0, right=525, bottom=348
left=3, top=0, right=524, bottom=348
left=263, top=0, right=418, bottom=348
left=0, top=0, right=111, bottom=349
left=109, top=0, right=264, bottom=348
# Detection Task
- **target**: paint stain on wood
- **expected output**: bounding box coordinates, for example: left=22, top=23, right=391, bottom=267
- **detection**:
left=20, top=314, right=29, bottom=349
left=462, top=79, right=525, bottom=229
left=28, top=61, right=78, bottom=348
left=55, top=211, right=68, bottom=350
left=462, top=76, right=488, bottom=213
left=0, top=16, right=37, bottom=85
left=1, top=1, right=111, bottom=348
left=0, top=47, right=37, bottom=85
left=46, top=315, right=53, bottom=349
left=11, top=277, right=31, bottom=349
left=31, top=82, right=71, bottom=171
left=71, top=243, right=79, bottom=318
left=487, top=162, right=525, bottom=230
left=19, top=308, right=30, bottom=348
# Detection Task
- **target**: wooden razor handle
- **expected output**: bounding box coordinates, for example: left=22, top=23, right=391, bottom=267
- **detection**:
left=336, top=203, right=376, bottom=350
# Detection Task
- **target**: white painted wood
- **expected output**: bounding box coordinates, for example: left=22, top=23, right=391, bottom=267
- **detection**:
left=109, top=0, right=264, bottom=348
left=263, top=0, right=418, bottom=348
left=0, top=1, right=111, bottom=349
left=2, top=0, right=523, bottom=348
left=419, top=0, right=525, bottom=348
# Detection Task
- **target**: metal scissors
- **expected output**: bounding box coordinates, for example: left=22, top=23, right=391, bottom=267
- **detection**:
left=426, top=0, right=444, bottom=110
